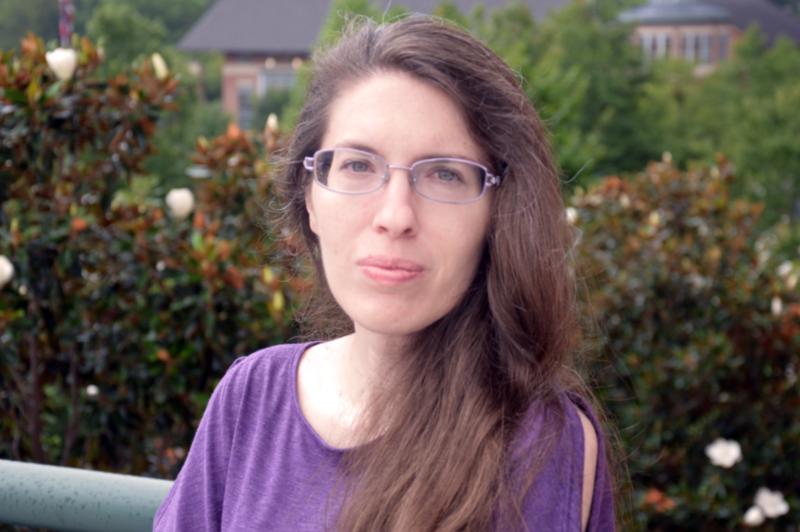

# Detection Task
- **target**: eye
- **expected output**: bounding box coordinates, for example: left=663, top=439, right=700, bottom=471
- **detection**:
left=433, top=167, right=464, bottom=183
left=342, top=158, right=375, bottom=173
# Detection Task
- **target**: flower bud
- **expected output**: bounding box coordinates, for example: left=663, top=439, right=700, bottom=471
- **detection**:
left=151, top=53, right=169, bottom=80
left=565, top=207, right=578, bottom=225
left=166, top=188, right=195, bottom=220
left=771, top=296, right=783, bottom=317
left=266, top=113, right=279, bottom=135
left=45, top=48, right=78, bottom=81
left=0, top=255, right=14, bottom=289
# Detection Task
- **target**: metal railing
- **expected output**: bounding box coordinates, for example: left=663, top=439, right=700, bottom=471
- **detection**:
left=0, top=459, right=173, bottom=531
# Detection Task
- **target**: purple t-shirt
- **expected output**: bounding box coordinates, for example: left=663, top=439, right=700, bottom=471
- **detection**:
left=153, top=342, right=615, bottom=531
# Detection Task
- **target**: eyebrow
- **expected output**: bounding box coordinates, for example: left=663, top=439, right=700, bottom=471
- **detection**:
left=332, top=140, right=479, bottom=164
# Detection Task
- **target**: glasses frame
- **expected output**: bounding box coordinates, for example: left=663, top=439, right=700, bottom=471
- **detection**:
left=303, top=147, right=502, bottom=204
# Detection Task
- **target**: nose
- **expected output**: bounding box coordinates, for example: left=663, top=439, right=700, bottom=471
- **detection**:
left=371, top=166, right=418, bottom=238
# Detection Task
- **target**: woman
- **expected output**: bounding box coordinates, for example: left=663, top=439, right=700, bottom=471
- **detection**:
left=154, top=15, right=616, bottom=532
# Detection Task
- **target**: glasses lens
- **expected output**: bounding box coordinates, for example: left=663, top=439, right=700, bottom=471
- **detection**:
left=412, top=159, right=486, bottom=203
left=315, top=148, right=384, bottom=194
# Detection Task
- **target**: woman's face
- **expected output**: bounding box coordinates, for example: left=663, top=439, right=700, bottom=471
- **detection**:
left=305, top=71, right=492, bottom=337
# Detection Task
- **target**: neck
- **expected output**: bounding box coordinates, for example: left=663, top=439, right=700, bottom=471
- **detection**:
left=328, top=328, right=409, bottom=412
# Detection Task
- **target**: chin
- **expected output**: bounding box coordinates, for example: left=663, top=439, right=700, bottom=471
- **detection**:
left=344, top=303, right=444, bottom=338
left=353, top=315, right=431, bottom=338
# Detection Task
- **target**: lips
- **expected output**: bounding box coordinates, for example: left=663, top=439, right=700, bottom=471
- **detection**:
left=356, top=255, right=424, bottom=284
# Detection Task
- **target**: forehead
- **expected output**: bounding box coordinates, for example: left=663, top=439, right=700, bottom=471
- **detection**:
left=321, top=71, right=486, bottom=162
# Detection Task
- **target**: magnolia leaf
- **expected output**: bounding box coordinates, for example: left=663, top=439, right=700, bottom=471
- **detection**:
left=44, top=81, right=63, bottom=100
left=3, top=88, right=27, bottom=105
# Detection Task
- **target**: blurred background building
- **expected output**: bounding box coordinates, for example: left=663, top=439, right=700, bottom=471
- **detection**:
left=621, top=0, right=800, bottom=74
left=178, top=0, right=571, bottom=128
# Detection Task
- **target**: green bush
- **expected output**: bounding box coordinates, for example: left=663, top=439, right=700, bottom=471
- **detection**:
left=0, top=35, right=298, bottom=476
left=574, top=158, right=799, bottom=529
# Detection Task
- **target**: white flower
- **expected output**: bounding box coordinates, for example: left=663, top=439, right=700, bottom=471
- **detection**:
left=755, top=487, right=789, bottom=518
left=165, top=188, right=194, bottom=220
left=704, top=438, right=742, bottom=468
left=151, top=53, right=169, bottom=80
left=46, top=48, right=78, bottom=81
left=648, top=211, right=661, bottom=227
left=743, top=506, right=765, bottom=527
left=565, top=207, right=578, bottom=225
left=85, top=384, right=99, bottom=397
left=0, top=255, right=14, bottom=289
left=787, top=274, right=798, bottom=291
left=771, top=297, right=783, bottom=317
left=776, top=261, right=793, bottom=279
left=266, top=113, right=279, bottom=135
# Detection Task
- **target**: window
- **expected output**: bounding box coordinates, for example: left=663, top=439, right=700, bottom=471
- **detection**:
left=655, top=33, right=668, bottom=58
left=261, top=69, right=296, bottom=91
left=641, top=33, right=654, bottom=57
left=719, top=33, right=730, bottom=60
left=683, top=33, right=696, bottom=61
left=237, top=84, right=254, bottom=130
left=698, top=34, right=711, bottom=64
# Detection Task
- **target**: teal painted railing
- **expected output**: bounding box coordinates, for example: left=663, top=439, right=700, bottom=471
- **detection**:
left=0, top=459, right=173, bottom=531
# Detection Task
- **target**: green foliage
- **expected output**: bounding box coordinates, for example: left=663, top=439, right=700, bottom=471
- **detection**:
left=78, top=0, right=211, bottom=41
left=0, top=35, right=298, bottom=475
left=479, top=1, right=652, bottom=180
left=86, top=2, right=167, bottom=74
left=637, top=27, right=800, bottom=225
left=574, top=160, right=799, bottom=529
left=0, top=0, right=210, bottom=55
left=282, top=0, right=408, bottom=130
left=142, top=48, right=229, bottom=191
left=0, top=0, right=59, bottom=50
left=252, top=87, right=292, bottom=135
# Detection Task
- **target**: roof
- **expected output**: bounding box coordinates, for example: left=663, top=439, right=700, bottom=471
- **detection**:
left=707, top=0, right=800, bottom=43
left=620, top=0, right=800, bottom=43
left=179, top=0, right=569, bottom=54
left=619, top=0, right=730, bottom=25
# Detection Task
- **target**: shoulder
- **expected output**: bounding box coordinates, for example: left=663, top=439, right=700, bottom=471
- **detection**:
left=513, top=393, right=614, bottom=531
left=220, top=342, right=313, bottom=390
left=228, top=341, right=312, bottom=375
left=205, top=342, right=316, bottom=420
left=565, top=393, right=616, bottom=532
left=574, top=402, right=598, bottom=531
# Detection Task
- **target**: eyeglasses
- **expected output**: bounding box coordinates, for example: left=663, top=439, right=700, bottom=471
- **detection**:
left=303, top=148, right=501, bottom=204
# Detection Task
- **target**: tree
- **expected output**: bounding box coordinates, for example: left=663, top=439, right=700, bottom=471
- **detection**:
left=281, top=0, right=407, bottom=129
left=0, top=0, right=58, bottom=50
left=76, top=0, right=210, bottom=43
left=86, top=2, right=166, bottom=73
left=635, top=27, right=800, bottom=224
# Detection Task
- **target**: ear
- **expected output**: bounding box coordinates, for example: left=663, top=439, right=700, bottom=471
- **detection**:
left=305, top=186, right=319, bottom=235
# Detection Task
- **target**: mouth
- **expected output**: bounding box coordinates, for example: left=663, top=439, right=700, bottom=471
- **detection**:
left=356, top=255, right=425, bottom=284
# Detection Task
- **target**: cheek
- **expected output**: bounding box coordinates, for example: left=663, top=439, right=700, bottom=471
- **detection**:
left=438, top=218, right=489, bottom=285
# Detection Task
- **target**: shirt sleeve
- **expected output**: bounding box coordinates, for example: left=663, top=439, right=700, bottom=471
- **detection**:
left=152, top=357, right=248, bottom=531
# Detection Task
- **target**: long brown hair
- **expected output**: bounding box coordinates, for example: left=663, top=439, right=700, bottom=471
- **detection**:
left=275, top=15, right=611, bottom=531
